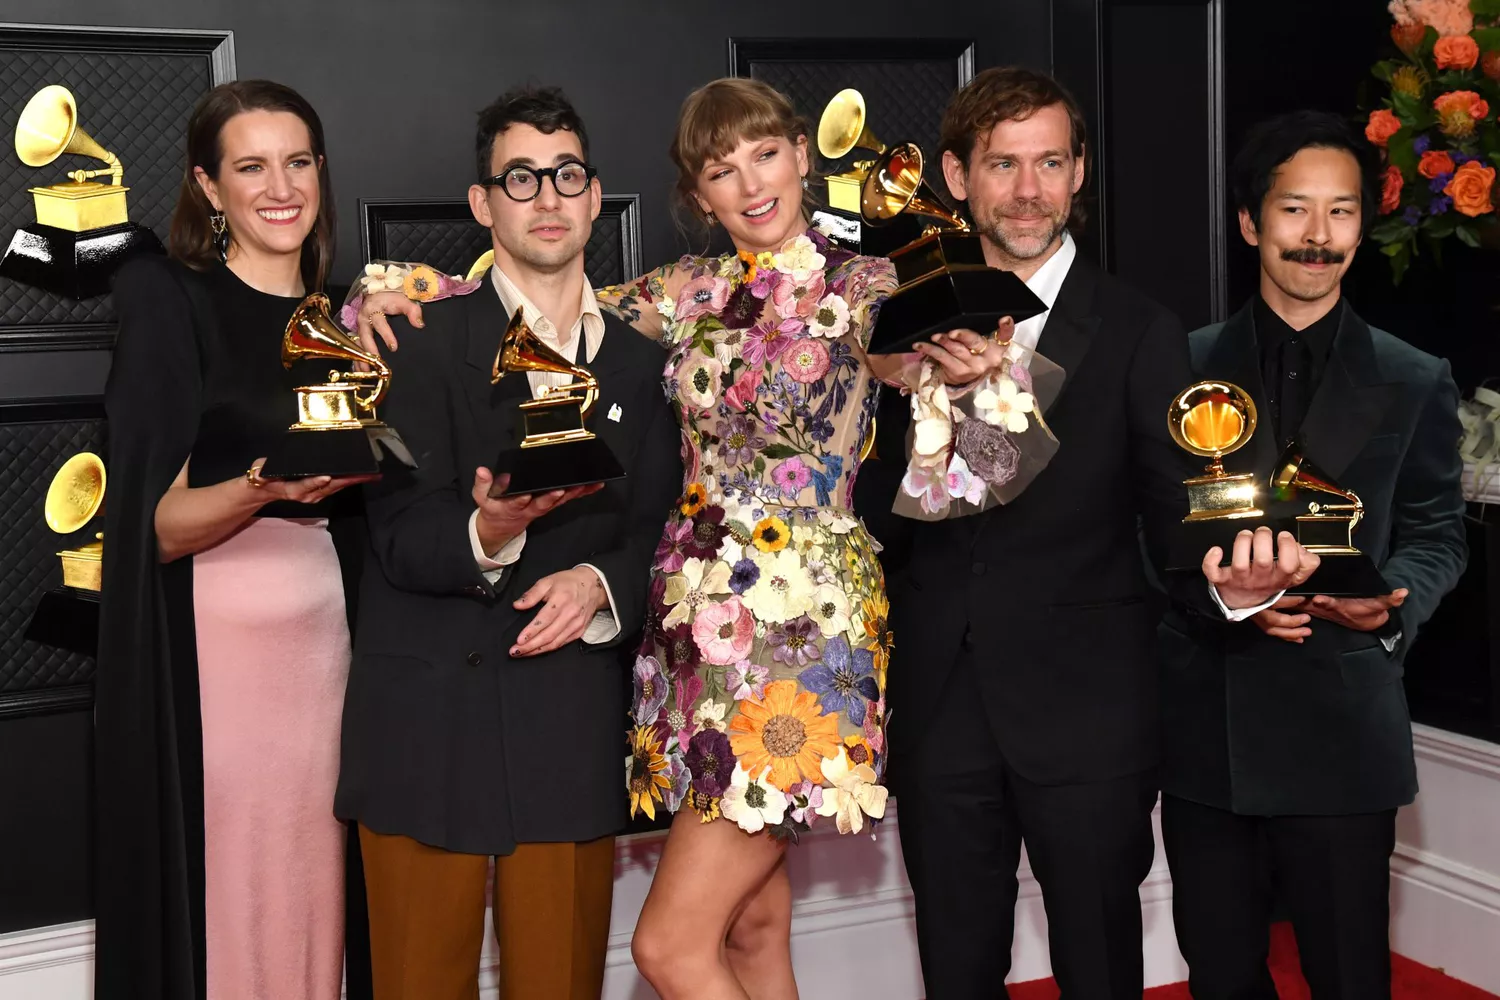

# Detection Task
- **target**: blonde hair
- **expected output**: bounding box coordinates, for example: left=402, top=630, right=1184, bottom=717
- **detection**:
left=669, top=77, right=818, bottom=231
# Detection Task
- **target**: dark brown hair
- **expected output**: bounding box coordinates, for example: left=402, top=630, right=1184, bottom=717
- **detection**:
left=669, top=78, right=819, bottom=234
left=939, top=67, right=1090, bottom=227
left=475, top=85, right=590, bottom=182
left=168, top=80, right=336, bottom=291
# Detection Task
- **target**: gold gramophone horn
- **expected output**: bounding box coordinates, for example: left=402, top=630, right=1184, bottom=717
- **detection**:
left=493, top=308, right=599, bottom=419
left=1170, top=381, right=1258, bottom=469
left=15, top=85, right=123, bottom=184
left=45, top=452, right=106, bottom=533
left=1272, top=449, right=1365, bottom=548
left=283, top=293, right=391, bottom=409
left=818, top=89, right=885, bottom=160
left=860, top=142, right=970, bottom=232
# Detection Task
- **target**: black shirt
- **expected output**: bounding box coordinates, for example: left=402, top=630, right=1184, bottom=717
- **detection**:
left=1254, top=296, right=1341, bottom=448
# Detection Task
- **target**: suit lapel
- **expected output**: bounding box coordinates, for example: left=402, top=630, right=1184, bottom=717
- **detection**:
left=1034, top=256, right=1101, bottom=417
left=1295, top=305, right=1400, bottom=480
left=1199, top=301, right=1278, bottom=481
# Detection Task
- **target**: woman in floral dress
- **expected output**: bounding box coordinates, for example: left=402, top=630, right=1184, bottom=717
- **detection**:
left=349, top=78, right=1006, bottom=999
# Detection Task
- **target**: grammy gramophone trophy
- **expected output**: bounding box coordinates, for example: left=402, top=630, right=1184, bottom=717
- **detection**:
left=488, top=307, right=626, bottom=497
left=24, top=451, right=107, bottom=657
left=815, top=89, right=1046, bottom=353
left=1165, top=380, right=1265, bottom=570
left=0, top=85, right=164, bottom=299
left=1271, top=446, right=1390, bottom=597
left=258, top=294, right=416, bottom=478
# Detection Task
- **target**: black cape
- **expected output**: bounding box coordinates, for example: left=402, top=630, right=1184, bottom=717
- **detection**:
left=95, top=256, right=370, bottom=999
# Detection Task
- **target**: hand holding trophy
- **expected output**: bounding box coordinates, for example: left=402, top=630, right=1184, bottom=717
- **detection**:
left=817, top=89, right=1062, bottom=520
left=257, top=293, right=416, bottom=479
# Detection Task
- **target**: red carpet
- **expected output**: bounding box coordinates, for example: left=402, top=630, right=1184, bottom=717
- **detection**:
left=1005, top=922, right=1498, bottom=1000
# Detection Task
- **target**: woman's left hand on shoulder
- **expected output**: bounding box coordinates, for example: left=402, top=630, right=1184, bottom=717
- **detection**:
left=913, top=316, right=1016, bottom=386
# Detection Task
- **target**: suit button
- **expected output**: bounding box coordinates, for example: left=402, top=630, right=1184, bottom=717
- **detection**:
left=971, top=561, right=986, bottom=576
left=466, top=651, right=483, bottom=667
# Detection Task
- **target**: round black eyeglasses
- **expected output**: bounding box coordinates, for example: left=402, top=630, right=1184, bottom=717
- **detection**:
left=482, top=161, right=597, bottom=202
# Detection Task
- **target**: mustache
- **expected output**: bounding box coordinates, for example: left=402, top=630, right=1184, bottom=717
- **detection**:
left=1281, top=247, right=1346, bottom=265
left=998, top=198, right=1062, bottom=219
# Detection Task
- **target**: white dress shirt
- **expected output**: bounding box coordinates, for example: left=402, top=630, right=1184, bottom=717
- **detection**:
left=465, top=263, right=620, bottom=645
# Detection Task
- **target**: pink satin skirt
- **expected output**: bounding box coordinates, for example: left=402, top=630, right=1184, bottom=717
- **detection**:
left=193, top=516, right=349, bottom=1000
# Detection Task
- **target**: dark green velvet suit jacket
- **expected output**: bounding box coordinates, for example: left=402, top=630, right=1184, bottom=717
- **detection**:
left=1160, top=299, right=1466, bottom=816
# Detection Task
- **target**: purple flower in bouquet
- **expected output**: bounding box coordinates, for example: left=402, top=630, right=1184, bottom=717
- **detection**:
left=953, top=417, right=1022, bottom=486
left=1431, top=173, right=1455, bottom=193
left=1431, top=196, right=1454, bottom=215
left=1403, top=205, right=1423, bottom=225
left=1413, top=134, right=1430, bottom=154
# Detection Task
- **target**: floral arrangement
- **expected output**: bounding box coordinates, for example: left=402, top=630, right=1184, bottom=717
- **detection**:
left=338, top=262, right=482, bottom=329
left=1366, top=0, right=1500, bottom=280
left=897, top=341, right=1062, bottom=520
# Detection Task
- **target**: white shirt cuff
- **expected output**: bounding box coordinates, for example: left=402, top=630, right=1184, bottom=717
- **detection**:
left=1381, top=632, right=1402, bottom=653
left=577, top=563, right=621, bottom=644
left=1210, top=582, right=1285, bottom=621
left=469, top=511, right=525, bottom=583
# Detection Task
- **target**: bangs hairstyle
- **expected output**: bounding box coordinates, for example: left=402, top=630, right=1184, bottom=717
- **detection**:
left=939, top=66, right=1090, bottom=228
left=168, top=79, right=335, bottom=291
left=669, top=78, right=817, bottom=231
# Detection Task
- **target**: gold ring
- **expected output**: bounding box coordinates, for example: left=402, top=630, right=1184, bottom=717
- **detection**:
left=245, top=465, right=265, bottom=487
left=969, top=344, right=986, bottom=356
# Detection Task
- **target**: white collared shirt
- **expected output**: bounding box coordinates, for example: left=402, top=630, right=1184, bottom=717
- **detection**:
left=465, top=262, right=619, bottom=645
left=1010, top=230, right=1078, bottom=355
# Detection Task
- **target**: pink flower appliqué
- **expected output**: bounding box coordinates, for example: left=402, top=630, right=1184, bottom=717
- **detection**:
left=782, top=338, right=830, bottom=384
left=743, top=323, right=791, bottom=368
left=771, top=457, right=813, bottom=497
left=676, top=275, right=733, bottom=323
left=692, top=595, right=755, bottom=665
left=725, top=367, right=761, bottom=413
left=654, top=520, right=693, bottom=573
left=771, top=270, right=826, bottom=321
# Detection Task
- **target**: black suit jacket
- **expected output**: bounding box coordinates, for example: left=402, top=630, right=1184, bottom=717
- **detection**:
left=1159, top=300, right=1466, bottom=816
left=881, top=252, right=1202, bottom=787
left=334, top=286, right=681, bottom=855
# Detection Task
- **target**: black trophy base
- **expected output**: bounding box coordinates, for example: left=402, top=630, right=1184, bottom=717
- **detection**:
left=869, top=263, right=1049, bottom=354
left=0, top=221, right=164, bottom=299
left=1285, top=553, right=1392, bottom=598
left=260, top=425, right=413, bottom=479
left=489, top=435, right=627, bottom=497
left=25, top=587, right=101, bottom=658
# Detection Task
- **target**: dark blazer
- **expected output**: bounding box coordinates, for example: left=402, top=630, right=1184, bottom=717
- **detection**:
left=334, top=284, right=681, bottom=856
left=882, top=252, right=1202, bottom=787
left=1159, top=299, right=1466, bottom=816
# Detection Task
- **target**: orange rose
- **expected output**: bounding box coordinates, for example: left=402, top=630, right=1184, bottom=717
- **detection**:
left=1444, top=161, right=1497, bottom=217
left=1434, top=90, right=1490, bottom=120
left=1365, top=109, right=1402, bottom=147
left=1484, top=50, right=1500, bottom=82
left=1381, top=166, right=1404, bottom=215
left=1418, top=149, right=1457, bottom=179
left=1434, top=35, right=1480, bottom=71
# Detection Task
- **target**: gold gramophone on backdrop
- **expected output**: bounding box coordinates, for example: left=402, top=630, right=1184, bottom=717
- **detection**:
left=44, top=452, right=107, bottom=592
left=814, top=88, right=1045, bottom=354
left=257, top=294, right=416, bottom=478
left=0, top=84, right=164, bottom=299
left=487, top=307, right=626, bottom=497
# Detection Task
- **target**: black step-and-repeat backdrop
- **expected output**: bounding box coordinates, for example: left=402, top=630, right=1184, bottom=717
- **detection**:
left=0, top=0, right=1081, bottom=934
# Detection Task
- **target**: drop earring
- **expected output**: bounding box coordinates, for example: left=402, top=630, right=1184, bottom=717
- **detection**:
left=211, top=211, right=228, bottom=262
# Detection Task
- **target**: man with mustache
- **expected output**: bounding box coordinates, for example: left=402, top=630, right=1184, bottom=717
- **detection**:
left=874, top=67, right=1310, bottom=998
left=1157, top=111, right=1466, bottom=999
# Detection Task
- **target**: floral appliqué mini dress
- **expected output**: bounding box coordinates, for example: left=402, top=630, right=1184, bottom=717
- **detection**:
left=605, top=228, right=898, bottom=840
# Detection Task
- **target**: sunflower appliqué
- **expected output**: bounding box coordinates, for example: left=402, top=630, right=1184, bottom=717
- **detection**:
left=680, top=482, right=708, bottom=517
left=728, top=680, right=842, bottom=794
left=627, top=725, right=671, bottom=821
left=402, top=264, right=443, bottom=302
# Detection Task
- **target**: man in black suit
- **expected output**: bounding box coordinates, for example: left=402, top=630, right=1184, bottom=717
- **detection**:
left=878, top=66, right=1269, bottom=999
left=1158, top=112, right=1466, bottom=999
left=334, top=87, right=680, bottom=999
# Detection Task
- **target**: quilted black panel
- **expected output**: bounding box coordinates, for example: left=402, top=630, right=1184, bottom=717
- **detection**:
left=0, top=416, right=107, bottom=691
left=0, top=45, right=211, bottom=326
left=373, top=201, right=635, bottom=288
left=747, top=59, right=964, bottom=180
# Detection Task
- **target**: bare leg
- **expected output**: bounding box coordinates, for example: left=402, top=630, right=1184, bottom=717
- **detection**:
left=632, top=811, right=790, bottom=1000
left=725, top=857, right=797, bottom=1000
